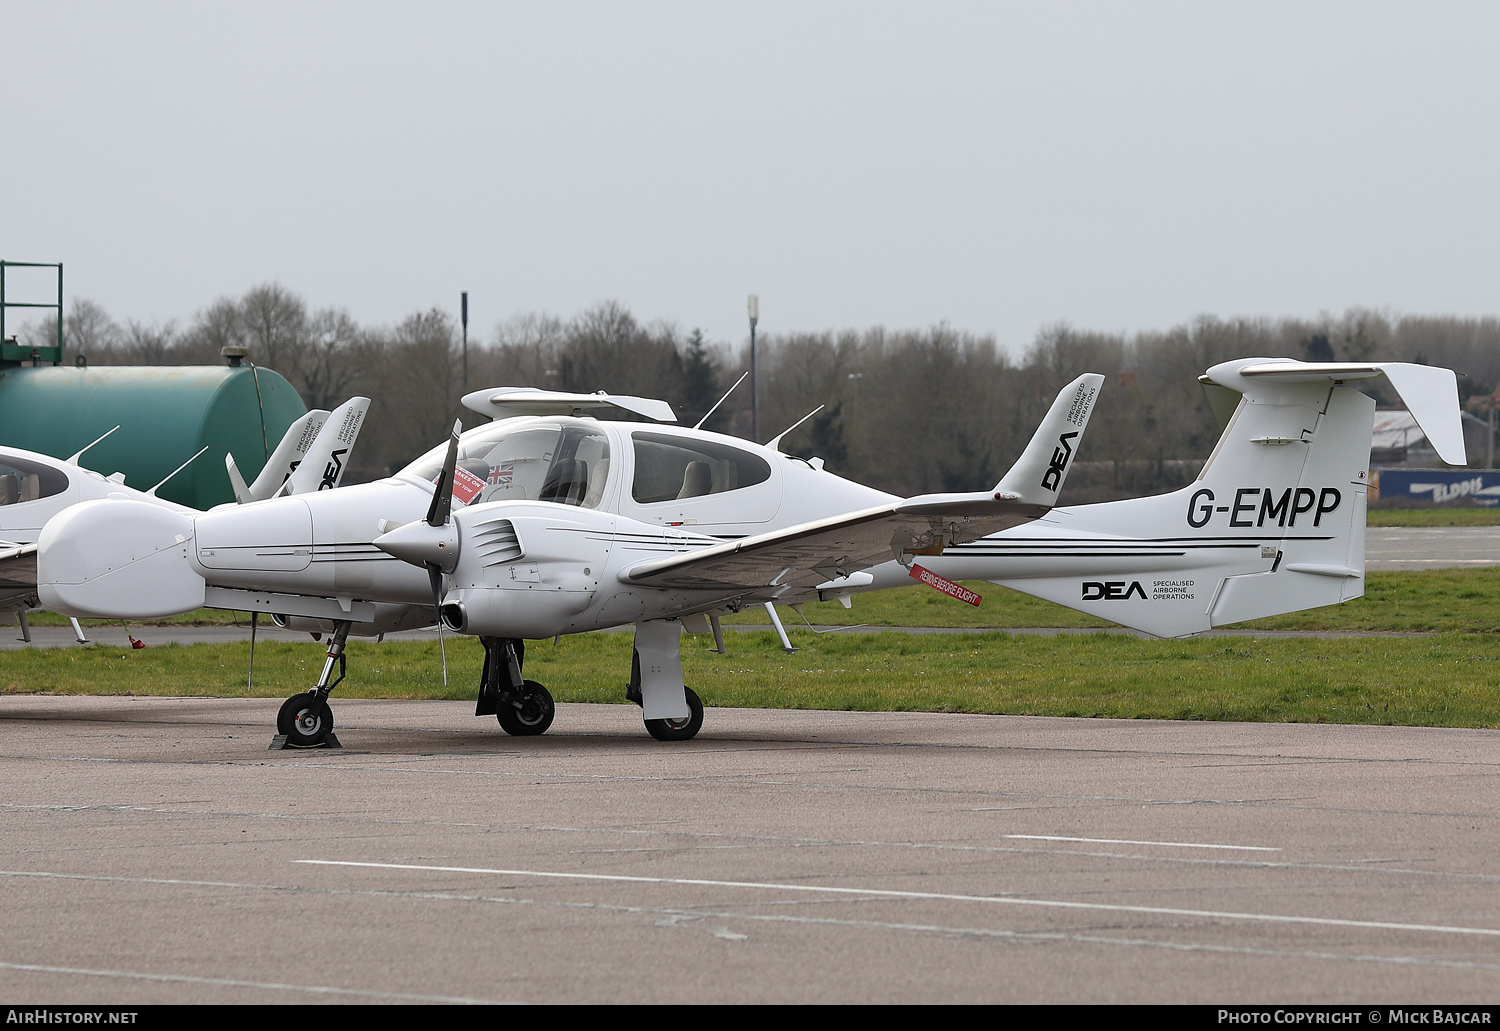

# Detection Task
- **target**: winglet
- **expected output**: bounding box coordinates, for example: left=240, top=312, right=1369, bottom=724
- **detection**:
left=225, top=453, right=253, bottom=504
left=993, top=373, right=1105, bottom=504
left=892, top=372, right=1104, bottom=519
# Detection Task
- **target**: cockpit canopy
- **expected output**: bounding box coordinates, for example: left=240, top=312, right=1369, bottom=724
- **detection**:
left=0, top=455, right=68, bottom=508
left=399, top=419, right=611, bottom=509
left=629, top=431, right=771, bottom=504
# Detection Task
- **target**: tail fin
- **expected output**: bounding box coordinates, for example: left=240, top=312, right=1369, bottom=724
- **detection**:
left=278, top=398, right=369, bottom=496
left=986, top=359, right=1463, bottom=637
left=237, top=409, right=329, bottom=502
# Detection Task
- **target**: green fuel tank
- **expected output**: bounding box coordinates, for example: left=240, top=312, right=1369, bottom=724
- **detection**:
left=0, top=361, right=306, bottom=509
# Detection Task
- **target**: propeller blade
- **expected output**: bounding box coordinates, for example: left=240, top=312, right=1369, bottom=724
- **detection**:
left=426, top=419, right=463, bottom=528
left=428, top=562, right=448, bottom=688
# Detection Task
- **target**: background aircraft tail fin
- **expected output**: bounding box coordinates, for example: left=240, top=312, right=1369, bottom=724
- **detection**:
left=280, top=398, right=369, bottom=496
left=244, top=408, right=328, bottom=501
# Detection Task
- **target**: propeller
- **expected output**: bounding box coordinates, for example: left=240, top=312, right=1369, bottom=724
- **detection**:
left=372, top=419, right=465, bottom=686
left=424, top=419, right=463, bottom=687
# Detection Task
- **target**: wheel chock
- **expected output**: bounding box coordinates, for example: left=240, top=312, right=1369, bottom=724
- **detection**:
left=268, top=731, right=342, bottom=750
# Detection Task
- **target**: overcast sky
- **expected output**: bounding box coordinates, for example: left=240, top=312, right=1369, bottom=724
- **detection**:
left=5, top=2, right=1500, bottom=353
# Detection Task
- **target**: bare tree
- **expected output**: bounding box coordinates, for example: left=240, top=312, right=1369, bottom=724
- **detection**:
left=239, top=283, right=308, bottom=370
left=120, top=320, right=180, bottom=364
left=296, top=307, right=370, bottom=412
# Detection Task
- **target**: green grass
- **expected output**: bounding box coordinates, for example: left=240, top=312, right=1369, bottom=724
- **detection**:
left=16, top=569, right=1500, bottom=636
left=3, top=630, right=1498, bottom=728
left=723, top=568, right=1500, bottom=633
left=1367, top=508, right=1500, bottom=526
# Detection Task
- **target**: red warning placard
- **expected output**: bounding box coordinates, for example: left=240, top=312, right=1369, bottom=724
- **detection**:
left=909, top=563, right=982, bottom=606
left=451, top=466, right=486, bottom=505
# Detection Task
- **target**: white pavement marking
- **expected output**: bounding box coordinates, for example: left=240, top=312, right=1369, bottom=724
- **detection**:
left=299, top=860, right=1500, bottom=939
left=0, top=960, right=501, bottom=1004
left=1005, top=834, right=1280, bottom=852
left=4, top=868, right=1491, bottom=974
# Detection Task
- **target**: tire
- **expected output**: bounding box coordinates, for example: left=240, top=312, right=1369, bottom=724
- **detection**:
left=645, top=686, right=703, bottom=742
left=277, top=693, right=333, bottom=747
left=497, top=680, right=555, bottom=736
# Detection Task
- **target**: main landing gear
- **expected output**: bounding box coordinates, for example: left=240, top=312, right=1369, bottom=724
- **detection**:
left=274, top=619, right=349, bottom=748
left=478, top=637, right=555, bottom=736
left=625, top=635, right=704, bottom=742
left=645, top=686, right=704, bottom=742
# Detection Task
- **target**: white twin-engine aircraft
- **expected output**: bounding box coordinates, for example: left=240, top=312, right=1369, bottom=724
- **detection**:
left=0, top=401, right=366, bottom=631
left=33, top=358, right=1463, bottom=746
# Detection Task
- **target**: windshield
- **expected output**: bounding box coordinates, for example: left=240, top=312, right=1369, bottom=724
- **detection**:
left=399, top=420, right=611, bottom=509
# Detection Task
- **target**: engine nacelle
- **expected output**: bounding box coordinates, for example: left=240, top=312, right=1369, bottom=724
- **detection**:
left=38, top=499, right=205, bottom=618
left=435, top=505, right=616, bottom=637
left=438, top=586, right=592, bottom=639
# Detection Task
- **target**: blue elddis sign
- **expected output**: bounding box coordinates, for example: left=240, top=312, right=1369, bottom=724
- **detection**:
left=1374, top=469, right=1500, bottom=506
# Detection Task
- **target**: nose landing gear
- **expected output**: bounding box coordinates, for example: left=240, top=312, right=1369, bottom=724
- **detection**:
left=272, top=619, right=349, bottom=749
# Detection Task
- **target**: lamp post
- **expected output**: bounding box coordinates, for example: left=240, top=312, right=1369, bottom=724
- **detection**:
left=461, top=292, right=469, bottom=395
left=748, top=294, right=759, bottom=442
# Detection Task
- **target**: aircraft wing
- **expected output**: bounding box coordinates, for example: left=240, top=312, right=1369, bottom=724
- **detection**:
left=621, top=372, right=1105, bottom=596
left=619, top=498, right=1048, bottom=596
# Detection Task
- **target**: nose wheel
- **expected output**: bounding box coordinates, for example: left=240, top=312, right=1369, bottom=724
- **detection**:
left=277, top=692, right=335, bottom=747
left=497, top=680, right=555, bottom=736
left=270, top=619, right=350, bottom=749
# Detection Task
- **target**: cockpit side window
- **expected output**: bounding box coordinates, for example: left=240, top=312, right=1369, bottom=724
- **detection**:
left=631, top=432, right=771, bottom=504
left=0, top=457, right=67, bottom=507
left=398, top=420, right=611, bottom=509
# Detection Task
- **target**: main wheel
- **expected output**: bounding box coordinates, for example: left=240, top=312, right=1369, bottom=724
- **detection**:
left=645, top=686, right=703, bottom=742
left=277, top=692, right=333, bottom=747
left=497, top=680, right=555, bottom=736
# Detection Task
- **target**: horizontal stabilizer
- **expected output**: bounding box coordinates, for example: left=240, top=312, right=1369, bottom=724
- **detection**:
left=1202, top=359, right=1466, bottom=466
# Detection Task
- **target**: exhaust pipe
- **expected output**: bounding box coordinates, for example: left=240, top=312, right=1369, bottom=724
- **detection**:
left=440, top=602, right=466, bottom=633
